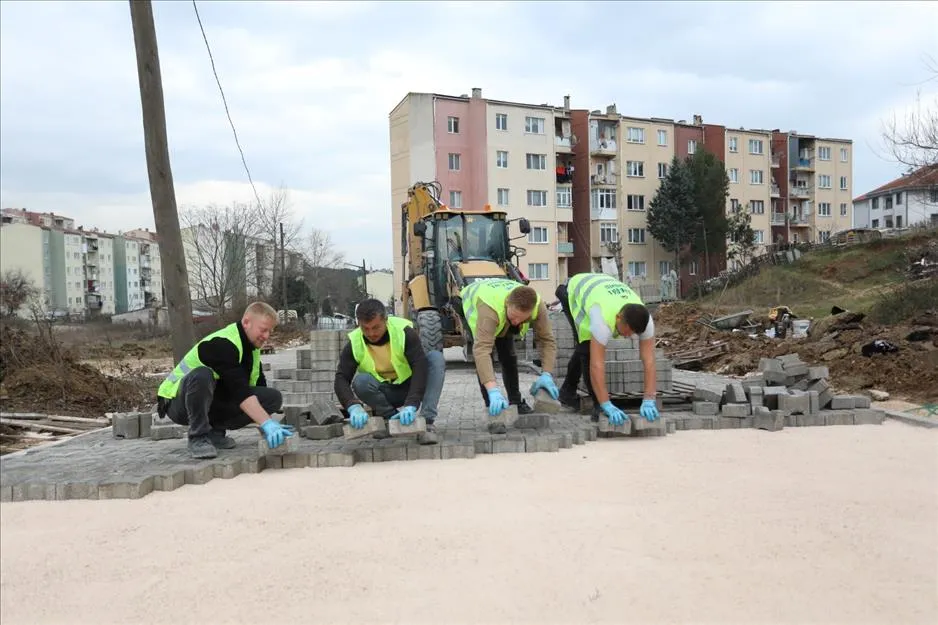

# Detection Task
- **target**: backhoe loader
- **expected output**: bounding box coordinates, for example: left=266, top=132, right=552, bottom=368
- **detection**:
left=399, top=181, right=530, bottom=358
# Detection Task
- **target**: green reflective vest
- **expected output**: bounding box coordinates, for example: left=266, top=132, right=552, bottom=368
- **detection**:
left=460, top=278, right=541, bottom=339
left=568, top=273, right=644, bottom=343
left=348, top=316, right=414, bottom=384
left=157, top=323, right=260, bottom=400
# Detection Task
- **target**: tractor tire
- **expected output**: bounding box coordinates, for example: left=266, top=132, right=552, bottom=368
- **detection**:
left=415, top=309, right=444, bottom=354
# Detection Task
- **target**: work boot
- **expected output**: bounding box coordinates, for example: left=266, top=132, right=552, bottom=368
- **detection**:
left=515, top=399, right=533, bottom=415
left=209, top=429, right=237, bottom=450
left=558, top=389, right=579, bottom=410
left=487, top=421, right=507, bottom=435
left=418, top=421, right=439, bottom=445
left=188, top=435, right=218, bottom=459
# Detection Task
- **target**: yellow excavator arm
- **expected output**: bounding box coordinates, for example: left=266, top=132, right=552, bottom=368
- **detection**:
left=402, top=181, right=443, bottom=280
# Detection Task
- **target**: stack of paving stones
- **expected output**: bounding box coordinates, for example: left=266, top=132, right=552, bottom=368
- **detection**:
left=269, top=330, right=348, bottom=432
left=688, top=353, right=886, bottom=431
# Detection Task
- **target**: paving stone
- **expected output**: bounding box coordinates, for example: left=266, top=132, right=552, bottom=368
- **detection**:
left=343, top=417, right=386, bottom=440
left=808, top=391, right=820, bottom=416
left=184, top=463, right=216, bottom=485
left=779, top=393, right=808, bottom=415
left=407, top=444, right=443, bottom=460
left=492, top=436, right=526, bottom=454
left=317, top=452, right=355, bottom=468
left=759, top=357, right=784, bottom=373
left=854, top=408, right=885, bottom=425
left=301, top=423, right=344, bottom=440
left=514, top=414, right=550, bottom=430
left=852, top=395, right=872, bottom=409
left=692, top=387, right=722, bottom=404
left=264, top=455, right=284, bottom=469
left=782, top=363, right=809, bottom=377
left=440, top=442, right=476, bottom=459
left=823, top=410, right=855, bottom=426
left=282, top=452, right=311, bottom=469
left=98, top=476, right=154, bottom=500
left=389, top=416, right=427, bottom=437
left=241, top=457, right=265, bottom=473
left=493, top=405, right=519, bottom=427
left=153, top=470, right=186, bottom=491
left=138, top=413, right=152, bottom=439
left=666, top=421, right=677, bottom=434
left=721, top=404, right=751, bottom=418
left=807, top=366, right=829, bottom=380
left=532, top=390, right=561, bottom=414
left=830, top=396, right=856, bottom=410
left=796, top=414, right=825, bottom=427
left=257, top=434, right=300, bottom=455
left=150, top=424, right=186, bottom=440
left=725, top=383, right=747, bottom=404
left=213, top=458, right=243, bottom=479
left=754, top=411, right=785, bottom=432
left=598, top=417, right=632, bottom=435
left=112, top=413, right=140, bottom=439
left=693, top=401, right=719, bottom=416
left=717, top=418, right=740, bottom=429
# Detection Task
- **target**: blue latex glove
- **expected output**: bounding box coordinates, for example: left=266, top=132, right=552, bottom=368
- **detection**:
left=348, top=404, right=369, bottom=429
left=259, top=419, right=294, bottom=449
left=487, top=388, right=509, bottom=417
left=640, top=399, right=660, bottom=422
left=394, top=405, right=417, bottom=426
left=529, top=372, right=560, bottom=400
left=600, top=401, right=628, bottom=426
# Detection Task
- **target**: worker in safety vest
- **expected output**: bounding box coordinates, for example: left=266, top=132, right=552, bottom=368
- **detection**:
left=335, top=299, right=444, bottom=445
left=555, top=273, right=660, bottom=425
left=459, top=278, right=558, bottom=433
left=157, top=301, right=293, bottom=459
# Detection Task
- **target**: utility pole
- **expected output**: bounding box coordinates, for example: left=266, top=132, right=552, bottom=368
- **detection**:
left=129, top=0, right=195, bottom=362
left=361, top=257, right=368, bottom=295
left=280, top=222, right=287, bottom=313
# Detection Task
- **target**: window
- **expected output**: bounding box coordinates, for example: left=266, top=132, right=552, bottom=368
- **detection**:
left=556, top=186, right=572, bottom=208
left=818, top=202, right=831, bottom=216
left=525, top=153, right=546, bottom=170
left=626, top=161, right=644, bottom=177
left=687, top=140, right=697, bottom=154
left=590, top=188, right=617, bottom=210
left=657, top=129, right=668, bottom=146
left=750, top=169, right=764, bottom=185
left=753, top=230, right=765, bottom=244
left=872, top=218, right=880, bottom=228
left=885, top=217, right=894, bottom=228
left=626, top=127, right=645, bottom=143
left=872, top=197, right=880, bottom=209
left=658, top=261, right=673, bottom=277
left=657, top=162, right=669, bottom=179
left=496, top=151, right=508, bottom=168
left=818, top=230, right=831, bottom=243
left=448, top=153, right=461, bottom=171
left=526, top=190, right=547, bottom=207
left=600, top=222, right=618, bottom=243
left=748, top=139, right=764, bottom=155
left=840, top=203, right=847, bottom=216
left=689, top=260, right=699, bottom=275
left=818, top=175, right=831, bottom=189
left=524, top=116, right=545, bottom=134
left=449, top=190, right=462, bottom=208
left=896, top=216, right=903, bottom=228
left=885, top=195, right=893, bottom=209
left=627, top=194, right=645, bottom=211
left=750, top=200, right=765, bottom=214
left=627, top=261, right=647, bottom=277
left=447, top=116, right=459, bottom=134
left=930, top=189, right=938, bottom=203
left=896, top=192, right=903, bottom=204
left=528, top=227, right=549, bottom=244
left=728, top=168, right=738, bottom=183
left=627, top=228, right=646, bottom=244
left=497, top=188, right=509, bottom=206
left=495, top=113, right=508, bottom=131
left=818, top=147, right=831, bottom=161
left=840, top=176, right=848, bottom=191
left=730, top=198, right=740, bottom=212
left=840, top=147, right=848, bottom=162
left=527, top=263, right=549, bottom=280
left=728, top=137, right=738, bottom=153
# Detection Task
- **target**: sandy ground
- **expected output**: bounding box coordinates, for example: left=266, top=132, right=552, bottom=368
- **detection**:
left=1, top=422, right=936, bottom=625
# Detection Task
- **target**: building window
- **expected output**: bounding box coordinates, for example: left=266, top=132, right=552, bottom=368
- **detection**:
left=497, top=188, right=509, bottom=206
left=895, top=192, right=903, bottom=204
left=526, top=190, right=548, bottom=207
left=748, top=139, right=764, bottom=155
left=496, top=151, right=508, bottom=168
left=626, top=161, right=644, bottom=177
left=753, top=230, right=765, bottom=244
left=495, top=113, right=508, bottom=131
left=840, top=147, right=848, bottom=162
left=689, top=260, right=699, bottom=275
left=840, top=202, right=847, bottom=216
left=525, top=153, right=547, bottom=170
left=627, top=261, right=647, bottom=277
left=818, top=202, right=831, bottom=216
left=730, top=199, right=740, bottom=212
left=600, top=222, right=618, bottom=243
left=818, top=146, right=831, bottom=161
left=626, top=127, right=645, bottom=144
left=627, top=194, right=645, bottom=211
left=687, top=140, right=697, bottom=154
left=448, top=153, right=461, bottom=171
left=657, top=162, right=669, bottom=179
left=872, top=197, right=880, bottom=209
left=528, top=227, right=549, bottom=244
left=872, top=218, right=879, bottom=228
left=750, top=200, right=765, bottom=214
left=818, top=175, right=831, bottom=189
left=449, top=190, right=462, bottom=208
left=728, top=168, right=738, bottom=184
left=556, top=186, right=572, bottom=208
left=840, top=176, right=848, bottom=191
left=750, top=169, right=764, bottom=185
left=627, top=228, right=646, bottom=244
left=658, top=261, right=673, bottom=277
left=657, top=129, right=668, bottom=146
left=818, top=230, right=831, bottom=243
left=590, top=188, right=617, bottom=210
left=447, top=116, right=459, bottom=134
left=885, top=195, right=893, bottom=209
left=527, top=263, right=549, bottom=280
left=728, top=136, right=738, bottom=153
left=524, top=116, right=545, bottom=134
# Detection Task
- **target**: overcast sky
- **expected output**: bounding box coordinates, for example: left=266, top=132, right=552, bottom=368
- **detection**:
left=1, top=1, right=936, bottom=268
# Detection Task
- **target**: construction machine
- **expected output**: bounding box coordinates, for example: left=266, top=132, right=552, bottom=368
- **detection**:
left=399, top=181, right=530, bottom=357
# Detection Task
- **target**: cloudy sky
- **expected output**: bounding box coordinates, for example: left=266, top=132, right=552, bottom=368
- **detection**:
left=1, top=0, right=936, bottom=268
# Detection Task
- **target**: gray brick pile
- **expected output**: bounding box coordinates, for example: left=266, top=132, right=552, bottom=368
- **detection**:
left=269, top=329, right=347, bottom=429
left=690, top=353, right=885, bottom=430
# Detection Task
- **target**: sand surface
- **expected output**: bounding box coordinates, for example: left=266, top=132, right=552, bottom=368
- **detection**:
left=2, top=422, right=936, bottom=624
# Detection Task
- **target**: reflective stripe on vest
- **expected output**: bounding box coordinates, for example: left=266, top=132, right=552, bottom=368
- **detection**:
left=348, top=316, right=414, bottom=384
left=460, top=278, right=540, bottom=339
left=157, top=323, right=260, bottom=399
left=567, top=273, right=643, bottom=343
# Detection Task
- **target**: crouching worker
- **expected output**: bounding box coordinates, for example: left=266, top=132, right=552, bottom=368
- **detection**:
left=335, top=299, right=444, bottom=445
left=157, top=301, right=294, bottom=459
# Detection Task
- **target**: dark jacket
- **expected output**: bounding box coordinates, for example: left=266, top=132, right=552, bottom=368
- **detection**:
left=334, top=326, right=427, bottom=408
left=195, top=321, right=267, bottom=406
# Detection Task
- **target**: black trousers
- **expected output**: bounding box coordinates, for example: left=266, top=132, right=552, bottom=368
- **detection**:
left=165, top=366, right=283, bottom=438
left=476, top=335, right=523, bottom=406
left=556, top=284, right=600, bottom=406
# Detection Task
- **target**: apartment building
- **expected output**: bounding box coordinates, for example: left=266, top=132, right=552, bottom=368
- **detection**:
left=853, top=164, right=938, bottom=230
left=0, top=221, right=48, bottom=310
left=389, top=89, right=855, bottom=301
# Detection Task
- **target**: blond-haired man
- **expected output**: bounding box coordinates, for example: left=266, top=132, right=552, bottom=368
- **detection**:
left=157, top=302, right=292, bottom=459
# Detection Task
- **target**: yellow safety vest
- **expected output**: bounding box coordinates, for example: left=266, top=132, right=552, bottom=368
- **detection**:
left=460, top=278, right=540, bottom=339
left=567, top=273, right=644, bottom=343
left=348, top=316, right=414, bottom=384
left=157, top=323, right=260, bottom=399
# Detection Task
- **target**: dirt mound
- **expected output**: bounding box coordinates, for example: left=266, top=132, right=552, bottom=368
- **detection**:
left=0, top=325, right=155, bottom=418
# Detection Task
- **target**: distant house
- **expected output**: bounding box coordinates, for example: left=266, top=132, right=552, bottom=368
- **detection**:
left=852, top=164, right=938, bottom=230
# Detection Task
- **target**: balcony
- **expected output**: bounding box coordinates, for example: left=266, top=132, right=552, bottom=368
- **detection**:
left=790, top=186, right=811, bottom=198
left=792, top=158, right=814, bottom=171
left=790, top=213, right=810, bottom=226
left=591, top=174, right=617, bottom=186
left=85, top=280, right=99, bottom=293
left=771, top=153, right=781, bottom=168
left=591, top=207, right=617, bottom=221
left=589, top=138, right=617, bottom=157
left=556, top=166, right=573, bottom=184
left=558, top=241, right=574, bottom=256
left=85, top=293, right=103, bottom=309
left=771, top=212, right=787, bottom=225
left=770, top=183, right=780, bottom=198
left=555, top=135, right=574, bottom=152
left=83, top=239, right=99, bottom=252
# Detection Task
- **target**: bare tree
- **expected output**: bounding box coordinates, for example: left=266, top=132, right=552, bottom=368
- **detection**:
left=881, top=55, right=938, bottom=170
left=255, top=184, right=304, bottom=251
left=0, top=269, right=39, bottom=317
left=301, top=228, right=345, bottom=319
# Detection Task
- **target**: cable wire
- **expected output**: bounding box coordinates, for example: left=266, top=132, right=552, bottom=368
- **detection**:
left=191, top=0, right=264, bottom=209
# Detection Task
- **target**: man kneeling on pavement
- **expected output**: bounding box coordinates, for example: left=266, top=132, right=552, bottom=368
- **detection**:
left=335, top=299, right=445, bottom=444
left=157, top=301, right=294, bottom=459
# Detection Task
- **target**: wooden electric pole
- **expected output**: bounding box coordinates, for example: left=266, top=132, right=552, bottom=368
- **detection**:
left=280, top=222, right=287, bottom=313
left=129, top=0, right=195, bottom=362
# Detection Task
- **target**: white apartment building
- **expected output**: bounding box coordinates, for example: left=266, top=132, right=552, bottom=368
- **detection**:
left=853, top=164, right=938, bottom=229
